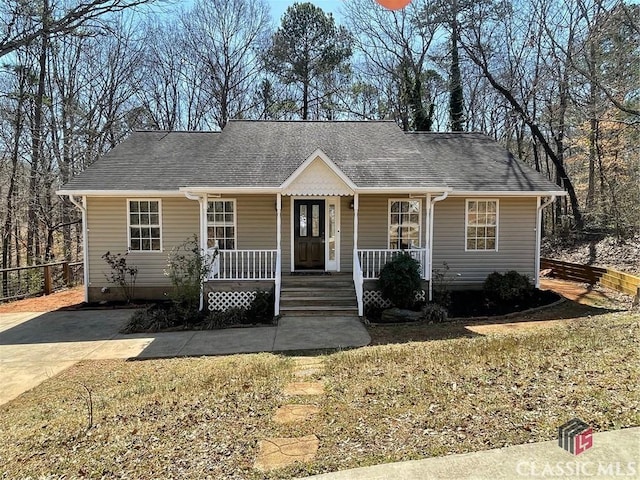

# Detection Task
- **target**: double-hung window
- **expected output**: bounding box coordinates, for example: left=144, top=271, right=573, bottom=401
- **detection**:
left=128, top=200, right=162, bottom=251
left=466, top=199, right=498, bottom=251
left=207, top=199, right=236, bottom=249
left=389, top=199, right=421, bottom=249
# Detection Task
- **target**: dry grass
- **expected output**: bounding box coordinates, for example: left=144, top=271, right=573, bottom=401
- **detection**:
left=1, top=306, right=639, bottom=479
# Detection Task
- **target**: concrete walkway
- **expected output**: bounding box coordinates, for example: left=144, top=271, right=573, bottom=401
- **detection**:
left=304, top=427, right=640, bottom=480
left=0, top=310, right=370, bottom=405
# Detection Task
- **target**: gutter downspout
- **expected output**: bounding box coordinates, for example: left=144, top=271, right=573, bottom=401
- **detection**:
left=535, top=195, right=556, bottom=288
left=67, top=195, right=89, bottom=303
left=184, top=191, right=206, bottom=310
left=428, top=191, right=449, bottom=301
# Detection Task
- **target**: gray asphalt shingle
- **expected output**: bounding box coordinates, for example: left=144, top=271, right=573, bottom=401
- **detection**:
left=60, top=120, right=562, bottom=194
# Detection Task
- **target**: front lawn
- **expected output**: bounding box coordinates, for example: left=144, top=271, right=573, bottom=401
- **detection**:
left=1, top=304, right=638, bottom=479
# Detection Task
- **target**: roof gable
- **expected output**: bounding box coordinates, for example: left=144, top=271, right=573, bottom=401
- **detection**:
left=281, top=149, right=356, bottom=196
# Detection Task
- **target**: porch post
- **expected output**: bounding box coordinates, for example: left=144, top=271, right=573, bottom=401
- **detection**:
left=275, top=193, right=282, bottom=315
left=353, top=193, right=359, bottom=250
left=276, top=193, right=282, bottom=252
left=425, top=193, right=431, bottom=281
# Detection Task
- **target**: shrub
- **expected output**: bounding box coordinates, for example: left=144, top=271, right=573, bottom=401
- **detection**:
left=102, top=251, right=138, bottom=303
left=432, top=262, right=453, bottom=308
left=206, top=307, right=247, bottom=329
left=378, top=253, right=422, bottom=309
left=121, top=303, right=177, bottom=333
left=483, top=270, right=534, bottom=305
left=421, top=303, right=448, bottom=323
left=246, top=289, right=275, bottom=324
left=165, top=236, right=216, bottom=320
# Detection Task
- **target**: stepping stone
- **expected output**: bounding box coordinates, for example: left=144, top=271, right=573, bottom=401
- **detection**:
left=293, top=366, right=323, bottom=377
left=291, top=356, right=324, bottom=367
left=283, top=381, right=324, bottom=396
left=254, top=435, right=319, bottom=471
left=291, top=357, right=325, bottom=377
left=273, top=404, right=320, bottom=424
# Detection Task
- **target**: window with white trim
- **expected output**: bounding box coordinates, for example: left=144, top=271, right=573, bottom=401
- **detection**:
left=466, top=199, right=498, bottom=251
left=128, top=200, right=162, bottom=251
left=389, top=199, right=421, bottom=249
left=207, top=199, right=236, bottom=249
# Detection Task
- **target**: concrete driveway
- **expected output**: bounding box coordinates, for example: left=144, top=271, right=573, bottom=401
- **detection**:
left=0, top=310, right=370, bottom=406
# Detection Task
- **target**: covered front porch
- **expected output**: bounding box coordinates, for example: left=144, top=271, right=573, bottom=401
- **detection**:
left=186, top=191, right=443, bottom=316
left=183, top=148, right=448, bottom=316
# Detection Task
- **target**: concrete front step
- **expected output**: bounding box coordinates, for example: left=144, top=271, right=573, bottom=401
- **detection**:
left=280, top=283, right=354, bottom=290
left=280, top=274, right=358, bottom=316
left=281, top=296, right=355, bottom=303
left=280, top=309, right=359, bottom=317
left=280, top=290, right=355, bottom=298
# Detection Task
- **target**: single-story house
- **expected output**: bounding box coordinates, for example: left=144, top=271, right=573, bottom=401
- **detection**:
left=57, top=120, right=565, bottom=316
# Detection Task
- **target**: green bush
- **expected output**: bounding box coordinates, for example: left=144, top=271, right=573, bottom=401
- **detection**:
left=165, top=236, right=216, bottom=320
left=421, top=303, right=448, bottom=323
left=102, top=251, right=138, bottom=303
left=378, top=253, right=422, bottom=309
left=206, top=307, right=247, bottom=329
left=246, top=289, right=275, bottom=324
left=483, top=271, right=534, bottom=305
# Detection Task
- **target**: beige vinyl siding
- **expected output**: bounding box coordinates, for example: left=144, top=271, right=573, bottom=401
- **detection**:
left=87, top=196, right=200, bottom=288
left=432, top=197, right=537, bottom=286
left=234, top=195, right=277, bottom=250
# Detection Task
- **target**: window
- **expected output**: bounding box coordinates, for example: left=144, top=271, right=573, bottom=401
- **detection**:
left=128, top=200, right=161, bottom=251
left=389, top=199, right=421, bottom=249
left=207, top=199, right=236, bottom=249
left=466, top=199, right=498, bottom=251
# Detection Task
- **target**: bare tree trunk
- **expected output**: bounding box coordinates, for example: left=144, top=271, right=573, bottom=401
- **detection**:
left=461, top=41, right=584, bottom=230
left=27, top=0, right=50, bottom=264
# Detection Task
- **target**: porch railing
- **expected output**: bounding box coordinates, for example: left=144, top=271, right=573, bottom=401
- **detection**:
left=207, top=249, right=278, bottom=281
left=353, top=249, right=364, bottom=316
left=357, top=248, right=429, bottom=280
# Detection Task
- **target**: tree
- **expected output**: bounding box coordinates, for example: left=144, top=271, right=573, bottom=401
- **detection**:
left=343, top=0, right=441, bottom=130
left=266, top=2, right=352, bottom=120
left=0, top=0, right=155, bottom=57
left=180, top=0, right=271, bottom=129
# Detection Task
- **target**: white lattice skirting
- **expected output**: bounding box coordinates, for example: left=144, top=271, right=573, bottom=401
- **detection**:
left=207, top=291, right=257, bottom=311
left=364, top=290, right=426, bottom=309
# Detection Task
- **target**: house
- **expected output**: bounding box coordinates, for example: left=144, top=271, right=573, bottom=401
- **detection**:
left=57, top=120, right=565, bottom=315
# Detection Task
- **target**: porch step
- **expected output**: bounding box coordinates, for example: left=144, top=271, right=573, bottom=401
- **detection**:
left=279, top=305, right=359, bottom=316
left=279, top=273, right=359, bottom=317
left=280, top=297, right=356, bottom=307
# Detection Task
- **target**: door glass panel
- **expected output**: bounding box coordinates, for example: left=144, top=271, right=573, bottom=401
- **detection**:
left=300, top=205, right=307, bottom=237
left=328, top=204, right=336, bottom=261
left=312, top=204, right=320, bottom=237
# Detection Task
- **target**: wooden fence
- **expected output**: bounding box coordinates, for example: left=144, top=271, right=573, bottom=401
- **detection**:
left=541, top=258, right=640, bottom=298
left=0, top=261, right=83, bottom=302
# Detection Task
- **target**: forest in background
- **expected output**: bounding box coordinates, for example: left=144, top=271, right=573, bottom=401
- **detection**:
left=0, top=0, right=638, bottom=270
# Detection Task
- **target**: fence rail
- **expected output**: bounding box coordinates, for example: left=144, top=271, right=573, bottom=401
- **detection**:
left=541, top=258, right=640, bottom=297
left=0, top=261, right=84, bottom=302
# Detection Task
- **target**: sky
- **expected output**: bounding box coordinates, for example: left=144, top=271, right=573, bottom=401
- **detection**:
left=268, top=0, right=346, bottom=23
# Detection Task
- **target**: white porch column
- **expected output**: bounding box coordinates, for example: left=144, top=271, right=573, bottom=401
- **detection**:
left=424, top=193, right=431, bottom=281
left=276, top=193, right=282, bottom=252
left=275, top=193, right=282, bottom=315
left=353, top=193, right=359, bottom=250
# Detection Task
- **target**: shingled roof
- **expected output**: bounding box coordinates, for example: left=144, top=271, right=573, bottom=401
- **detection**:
left=59, top=120, right=563, bottom=195
left=407, top=132, right=562, bottom=192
